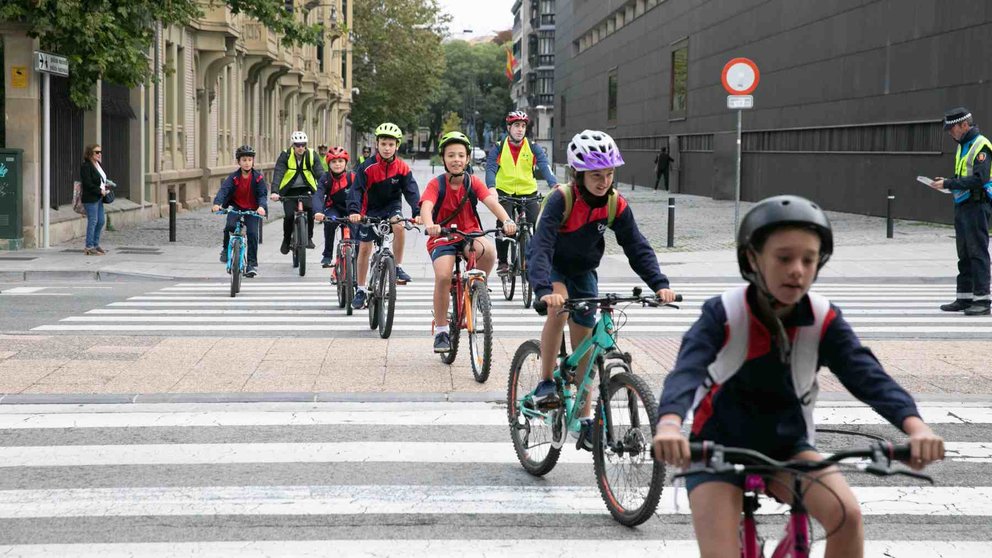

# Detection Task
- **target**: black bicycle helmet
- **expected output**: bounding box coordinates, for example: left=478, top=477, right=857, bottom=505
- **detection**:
left=235, top=145, right=256, bottom=160
left=736, top=195, right=833, bottom=281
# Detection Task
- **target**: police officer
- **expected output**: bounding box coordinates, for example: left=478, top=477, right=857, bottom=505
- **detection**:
left=271, top=131, right=326, bottom=255
left=931, top=108, right=992, bottom=316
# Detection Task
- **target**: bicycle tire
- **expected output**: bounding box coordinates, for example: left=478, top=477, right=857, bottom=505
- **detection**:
left=439, top=286, right=460, bottom=364
left=468, top=281, right=493, bottom=383
left=335, top=246, right=347, bottom=309
left=229, top=237, right=242, bottom=298
left=296, top=215, right=307, bottom=277
left=345, top=247, right=356, bottom=316
left=519, top=228, right=533, bottom=308
left=592, top=371, right=666, bottom=527
left=501, top=247, right=516, bottom=301
left=507, top=339, right=562, bottom=476
left=378, top=256, right=397, bottom=338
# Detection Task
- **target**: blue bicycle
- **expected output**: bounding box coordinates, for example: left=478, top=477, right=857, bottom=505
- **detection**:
left=216, top=209, right=260, bottom=298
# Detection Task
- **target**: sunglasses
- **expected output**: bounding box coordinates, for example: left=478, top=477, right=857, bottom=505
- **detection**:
left=93, top=150, right=102, bottom=154
left=293, top=143, right=307, bottom=148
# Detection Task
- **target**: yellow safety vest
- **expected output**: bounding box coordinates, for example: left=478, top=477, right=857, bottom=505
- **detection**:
left=953, top=134, right=992, bottom=204
left=279, top=148, right=319, bottom=192
left=495, top=139, right=537, bottom=196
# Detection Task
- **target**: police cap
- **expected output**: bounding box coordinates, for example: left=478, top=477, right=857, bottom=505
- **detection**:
left=944, top=107, right=972, bottom=129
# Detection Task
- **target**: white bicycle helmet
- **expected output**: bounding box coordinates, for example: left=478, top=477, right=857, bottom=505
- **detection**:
left=290, top=131, right=309, bottom=145
left=566, top=130, right=625, bottom=171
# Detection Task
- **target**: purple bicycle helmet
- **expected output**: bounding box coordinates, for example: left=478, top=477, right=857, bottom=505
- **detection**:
left=566, top=130, right=625, bottom=171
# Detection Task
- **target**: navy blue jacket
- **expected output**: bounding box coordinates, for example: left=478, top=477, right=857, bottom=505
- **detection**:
left=527, top=184, right=669, bottom=300
left=657, top=286, right=920, bottom=458
left=943, top=127, right=992, bottom=204
left=213, top=169, right=268, bottom=211
left=347, top=154, right=420, bottom=217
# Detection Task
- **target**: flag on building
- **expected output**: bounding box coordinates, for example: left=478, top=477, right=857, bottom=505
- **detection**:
left=504, top=47, right=517, bottom=81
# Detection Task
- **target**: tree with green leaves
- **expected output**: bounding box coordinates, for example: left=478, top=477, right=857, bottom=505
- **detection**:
left=420, top=39, right=514, bottom=154
left=349, top=0, right=447, bottom=138
left=0, top=0, right=324, bottom=108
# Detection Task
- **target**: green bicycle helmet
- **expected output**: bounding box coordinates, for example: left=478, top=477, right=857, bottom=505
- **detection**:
left=374, top=122, right=403, bottom=140
left=437, top=131, right=472, bottom=156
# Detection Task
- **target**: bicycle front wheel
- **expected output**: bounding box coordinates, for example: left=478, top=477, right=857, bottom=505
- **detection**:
left=377, top=256, right=397, bottom=338
left=439, top=286, right=460, bottom=364
left=467, top=281, right=493, bottom=383
left=593, top=372, right=666, bottom=526
left=296, top=216, right=307, bottom=277
left=501, top=248, right=516, bottom=301
left=519, top=228, right=533, bottom=308
left=229, top=238, right=242, bottom=298
left=335, top=248, right=347, bottom=309
left=507, top=339, right=562, bottom=476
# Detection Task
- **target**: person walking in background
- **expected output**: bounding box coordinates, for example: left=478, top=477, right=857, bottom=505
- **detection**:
left=931, top=107, right=992, bottom=316
left=654, top=146, right=674, bottom=191
left=79, top=144, right=108, bottom=255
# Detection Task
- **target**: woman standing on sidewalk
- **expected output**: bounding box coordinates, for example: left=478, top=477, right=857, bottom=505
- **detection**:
left=79, top=144, right=108, bottom=255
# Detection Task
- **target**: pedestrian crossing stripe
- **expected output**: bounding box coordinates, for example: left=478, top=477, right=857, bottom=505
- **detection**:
left=0, top=540, right=984, bottom=558
left=1, top=402, right=988, bottom=428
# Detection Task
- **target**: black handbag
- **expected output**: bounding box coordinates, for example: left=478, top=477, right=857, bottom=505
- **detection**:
left=102, top=180, right=116, bottom=204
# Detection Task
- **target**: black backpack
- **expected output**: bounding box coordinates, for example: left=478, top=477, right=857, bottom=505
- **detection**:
left=432, top=174, right=482, bottom=227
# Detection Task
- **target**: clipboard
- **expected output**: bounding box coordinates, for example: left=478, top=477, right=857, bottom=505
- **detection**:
left=917, top=176, right=951, bottom=194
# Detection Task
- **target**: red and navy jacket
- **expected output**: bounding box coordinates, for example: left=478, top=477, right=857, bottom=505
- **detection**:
left=313, top=170, right=354, bottom=214
left=527, top=184, right=669, bottom=300
left=213, top=169, right=268, bottom=211
left=347, top=153, right=421, bottom=217
left=657, top=285, right=920, bottom=459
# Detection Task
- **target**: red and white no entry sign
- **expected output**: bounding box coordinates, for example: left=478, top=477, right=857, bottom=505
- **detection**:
left=721, top=58, right=760, bottom=95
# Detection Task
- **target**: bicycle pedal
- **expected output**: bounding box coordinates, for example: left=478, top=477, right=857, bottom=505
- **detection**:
left=536, top=398, right=561, bottom=410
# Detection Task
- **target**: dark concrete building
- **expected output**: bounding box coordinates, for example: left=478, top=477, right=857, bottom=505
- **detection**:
left=555, top=0, right=992, bottom=223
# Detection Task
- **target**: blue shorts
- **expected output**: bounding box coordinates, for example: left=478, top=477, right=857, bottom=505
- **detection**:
left=551, top=269, right=598, bottom=328
left=684, top=440, right=817, bottom=494
left=430, top=244, right=460, bottom=262
left=358, top=204, right=403, bottom=243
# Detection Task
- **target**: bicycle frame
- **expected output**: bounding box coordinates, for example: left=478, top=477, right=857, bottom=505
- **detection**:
left=448, top=238, right=486, bottom=332
left=740, top=474, right=811, bottom=558
left=221, top=210, right=258, bottom=274
left=518, top=308, right=619, bottom=435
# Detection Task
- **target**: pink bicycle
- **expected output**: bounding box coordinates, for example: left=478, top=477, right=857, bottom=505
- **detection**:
left=677, top=440, right=933, bottom=557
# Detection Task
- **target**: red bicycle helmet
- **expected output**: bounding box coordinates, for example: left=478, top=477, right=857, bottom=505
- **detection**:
left=326, top=146, right=349, bottom=162
left=506, top=110, right=530, bottom=125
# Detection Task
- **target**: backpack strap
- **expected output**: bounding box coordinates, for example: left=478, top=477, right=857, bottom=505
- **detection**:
left=606, top=190, right=618, bottom=228
left=539, top=184, right=617, bottom=228
left=432, top=174, right=476, bottom=227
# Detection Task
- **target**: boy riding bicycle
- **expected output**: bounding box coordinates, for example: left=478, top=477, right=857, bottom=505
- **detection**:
left=348, top=122, right=421, bottom=309
left=652, top=195, right=945, bottom=558
left=314, top=146, right=356, bottom=270
left=420, top=131, right=517, bottom=353
left=212, top=145, right=267, bottom=278
left=485, top=110, right=558, bottom=275
left=528, top=130, right=677, bottom=450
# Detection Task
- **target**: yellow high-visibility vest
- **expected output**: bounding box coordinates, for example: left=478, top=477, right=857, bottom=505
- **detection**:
left=495, top=139, right=537, bottom=196
left=279, top=148, right=318, bottom=192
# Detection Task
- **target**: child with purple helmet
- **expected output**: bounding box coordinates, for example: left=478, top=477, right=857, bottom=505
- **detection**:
left=526, top=130, right=678, bottom=451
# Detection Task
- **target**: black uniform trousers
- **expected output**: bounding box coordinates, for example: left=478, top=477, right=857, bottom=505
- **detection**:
left=496, top=191, right=541, bottom=263
left=223, top=211, right=260, bottom=267
left=954, top=199, right=992, bottom=300
left=282, top=192, right=315, bottom=244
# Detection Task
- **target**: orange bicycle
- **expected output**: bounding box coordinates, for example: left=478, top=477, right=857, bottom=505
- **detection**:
left=435, top=226, right=502, bottom=383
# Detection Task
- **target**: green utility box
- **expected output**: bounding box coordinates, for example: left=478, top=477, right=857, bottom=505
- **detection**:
left=0, top=148, right=24, bottom=250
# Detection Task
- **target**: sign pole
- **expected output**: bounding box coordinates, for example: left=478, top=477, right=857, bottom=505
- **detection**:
left=734, top=108, right=742, bottom=234
left=42, top=72, right=51, bottom=249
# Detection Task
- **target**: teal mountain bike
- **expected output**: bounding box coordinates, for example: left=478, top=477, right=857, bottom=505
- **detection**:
left=507, top=289, right=681, bottom=526
left=216, top=209, right=260, bottom=298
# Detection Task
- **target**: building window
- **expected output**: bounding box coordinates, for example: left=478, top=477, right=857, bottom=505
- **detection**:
left=607, top=68, right=618, bottom=126
left=670, top=39, right=688, bottom=119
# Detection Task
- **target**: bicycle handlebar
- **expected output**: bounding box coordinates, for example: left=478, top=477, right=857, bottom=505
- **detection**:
left=428, top=227, right=506, bottom=240
left=533, top=288, right=683, bottom=315
left=677, top=441, right=933, bottom=484
left=215, top=209, right=261, bottom=217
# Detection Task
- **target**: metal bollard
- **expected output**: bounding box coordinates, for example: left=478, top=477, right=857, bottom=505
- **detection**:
left=168, top=190, right=177, bottom=242
left=886, top=189, right=894, bottom=239
left=632, top=175, right=636, bottom=191
left=667, top=197, right=675, bottom=248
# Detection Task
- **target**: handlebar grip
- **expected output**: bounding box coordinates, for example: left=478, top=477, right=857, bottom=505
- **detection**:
left=533, top=300, right=548, bottom=316
left=887, top=443, right=912, bottom=462
left=689, top=441, right=714, bottom=461
left=674, top=294, right=683, bottom=302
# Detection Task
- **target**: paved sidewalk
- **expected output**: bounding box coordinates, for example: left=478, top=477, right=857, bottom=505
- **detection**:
left=0, top=159, right=965, bottom=282
left=1, top=334, right=989, bottom=399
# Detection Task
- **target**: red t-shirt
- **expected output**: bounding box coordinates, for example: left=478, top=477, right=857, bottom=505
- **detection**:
left=232, top=173, right=259, bottom=210
left=420, top=174, right=492, bottom=252
left=508, top=140, right=522, bottom=164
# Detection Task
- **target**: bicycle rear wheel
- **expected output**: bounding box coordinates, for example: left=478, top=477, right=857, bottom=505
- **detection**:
left=439, top=287, right=460, bottom=364
left=507, top=340, right=562, bottom=476
left=296, top=216, right=307, bottom=277
left=229, top=238, right=242, bottom=298
left=378, top=256, right=397, bottom=338
left=592, top=372, right=665, bottom=526
left=467, top=281, right=493, bottom=383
